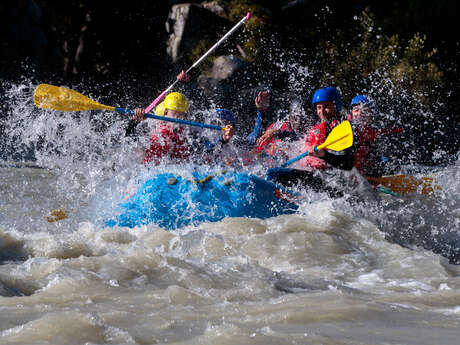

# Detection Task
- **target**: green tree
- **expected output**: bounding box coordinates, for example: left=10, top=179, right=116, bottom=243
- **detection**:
left=316, top=8, right=443, bottom=108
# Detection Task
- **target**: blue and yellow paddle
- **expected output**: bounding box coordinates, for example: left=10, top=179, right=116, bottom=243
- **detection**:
left=281, top=120, right=354, bottom=168
left=33, top=84, right=223, bottom=131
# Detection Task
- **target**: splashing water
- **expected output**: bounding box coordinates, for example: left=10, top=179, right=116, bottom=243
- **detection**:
left=1, top=77, right=459, bottom=344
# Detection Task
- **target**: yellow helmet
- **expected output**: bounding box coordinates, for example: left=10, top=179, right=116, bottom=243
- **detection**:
left=155, top=101, right=165, bottom=116
left=163, top=92, right=189, bottom=113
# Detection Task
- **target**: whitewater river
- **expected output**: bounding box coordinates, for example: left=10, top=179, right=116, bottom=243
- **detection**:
left=1, top=83, right=459, bottom=344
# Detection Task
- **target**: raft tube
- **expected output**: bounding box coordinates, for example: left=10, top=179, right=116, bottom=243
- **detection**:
left=105, top=171, right=298, bottom=229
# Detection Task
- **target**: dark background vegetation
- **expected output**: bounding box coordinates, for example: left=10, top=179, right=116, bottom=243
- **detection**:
left=1, top=0, right=459, bottom=165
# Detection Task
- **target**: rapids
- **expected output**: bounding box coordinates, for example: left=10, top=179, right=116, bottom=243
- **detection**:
left=1, top=82, right=459, bottom=344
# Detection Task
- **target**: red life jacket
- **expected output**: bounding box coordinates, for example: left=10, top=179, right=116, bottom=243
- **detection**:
left=353, top=126, right=379, bottom=175
left=346, top=114, right=403, bottom=175
left=143, top=124, right=191, bottom=164
left=299, top=120, right=339, bottom=169
left=255, top=121, right=292, bottom=155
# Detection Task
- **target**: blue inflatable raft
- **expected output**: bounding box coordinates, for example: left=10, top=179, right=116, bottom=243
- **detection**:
left=105, top=171, right=298, bottom=229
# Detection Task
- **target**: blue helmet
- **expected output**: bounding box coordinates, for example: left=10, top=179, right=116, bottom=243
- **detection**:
left=216, top=109, right=235, bottom=125
left=312, top=87, right=342, bottom=112
left=350, top=95, right=371, bottom=108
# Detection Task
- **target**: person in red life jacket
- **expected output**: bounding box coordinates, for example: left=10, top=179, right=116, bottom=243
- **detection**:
left=266, top=87, right=354, bottom=197
left=296, top=87, right=344, bottom=170
left=347, top=95, right=379, bottom=176
left=254, top=95, right=305, bottom=156
left=346, top=95, right=403, bottom=177
left=248, top=93, right=307, bottom=170
left=132, top=93, right=234, bottom=165
left=133, top=92, right=193, bottom=164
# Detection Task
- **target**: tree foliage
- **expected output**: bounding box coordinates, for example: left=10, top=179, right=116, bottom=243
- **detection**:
left=316, top=8, right=444, bottom=106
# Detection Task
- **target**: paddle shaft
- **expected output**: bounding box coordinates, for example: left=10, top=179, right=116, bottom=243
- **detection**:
left=187, top=12, right=251, bottom=70
left=144, top=12, right=251, bottom=113
left=115, top=107, right=222, bottom=131
left=281, top=147, right=318, bottom=168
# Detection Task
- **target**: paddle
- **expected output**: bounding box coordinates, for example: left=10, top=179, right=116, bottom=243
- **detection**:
left=280, top=120, right=353, bottom=168
left=366, top=174, right=441, bottom=196
left=144, top=12, right=252, bottom=113
left=34, top=84, right=223, bottom=131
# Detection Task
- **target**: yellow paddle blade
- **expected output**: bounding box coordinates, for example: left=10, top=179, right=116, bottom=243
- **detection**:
left=317, top=120, right=353, bottom=151
left=367, top=174, right=442, bottom=196
left=34, top=84, right=115, bottom=112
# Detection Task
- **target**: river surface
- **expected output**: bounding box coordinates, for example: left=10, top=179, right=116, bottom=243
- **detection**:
left=1, top=83, right=459, bottom=344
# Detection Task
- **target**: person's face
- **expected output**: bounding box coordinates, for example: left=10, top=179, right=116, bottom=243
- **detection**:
left=351, top=104, right=371, bottom=125
left=288, top=102, right=304, bottom=131
left=289, top=114, right=300, bottom=131
left=315, top=101, right=337, bottom=122
left=215, top=118, right=234, bottom=128
left=289, top=110, right=305, bottom=132
left=165, top=109, right=187, bottom=119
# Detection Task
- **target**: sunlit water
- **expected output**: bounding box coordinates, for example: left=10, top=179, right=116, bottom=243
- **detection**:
left=1, top=82, right=459, bottom=345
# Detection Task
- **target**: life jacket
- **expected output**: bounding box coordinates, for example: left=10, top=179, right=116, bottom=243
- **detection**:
left=353, top=126, right=379, bottom=175
left=346, top=114, right=403, bottom=175
left=299, top=120, right=340, bottom=169
left=255, top=121, right=293, bottom=155
left=143, top=124, right=192, bottom=164
left=245, top=121, right=291, bottom=168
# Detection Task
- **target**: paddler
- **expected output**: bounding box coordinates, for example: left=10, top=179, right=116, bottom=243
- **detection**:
left=266, top=87, right=355, bottom=196
left=202, top=109, right=236, bottom=151
left=346, top=94, right=403, bottom=177
left=268, top=91, right=404, bottom=194
left=253, top=92, right=306, bottom=156
left=133, top=91, right=193, bottom=164
left=297, top=87, right=346, bottom=169
left=132, top=71, right=234, bottom=165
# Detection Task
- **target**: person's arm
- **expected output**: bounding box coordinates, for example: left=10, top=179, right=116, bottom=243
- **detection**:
left=174, top=69, right=207, bottom=103
left=200, top=125, right=235, bottom=153
left=256, top=122, right=298, bottom=146
left=247, top=110, right=264, bottom=145
left=221, top=125, right=235, bottom=143
left=247, top=91, right=270, bottom=145
left=176, top=70, right=191, bottom=82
